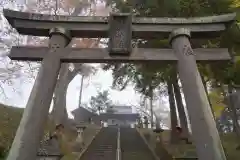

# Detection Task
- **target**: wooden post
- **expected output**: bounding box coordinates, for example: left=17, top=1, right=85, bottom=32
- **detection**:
left=6, top=28, right=71, bottom=160
left=169, top=28, right=226, bottom=160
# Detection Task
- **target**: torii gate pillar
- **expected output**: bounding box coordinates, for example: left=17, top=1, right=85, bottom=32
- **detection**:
left=6, top=28, right=72, bottom=160
left=169, top=28, right=226, bottom=160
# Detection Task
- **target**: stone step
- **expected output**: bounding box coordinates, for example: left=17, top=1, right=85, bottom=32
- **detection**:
left=120, top=127, right=156, bottom=160
left=80, top=127, right=118, bottom=160
left=174, top=158, right=198, bottom=160
left=122, top=152, right=155, bottom=160
left=84, top=151, right=115, bottom=155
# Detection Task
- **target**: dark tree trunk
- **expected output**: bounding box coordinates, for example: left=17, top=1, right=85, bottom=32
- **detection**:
left=167, top=80, right=178, bottom=144
left=51, top=63, right=79, bottom=127
left=172, top=73, right=189, bottom=138
left=78, top=75, right=84, bottom=108
left=51, top=64, right=69, bottom=126
left=150, top=88, right=154, bottom=128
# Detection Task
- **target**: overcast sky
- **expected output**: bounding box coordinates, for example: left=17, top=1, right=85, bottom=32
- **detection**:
left=0, top=65, right=142, bottom=118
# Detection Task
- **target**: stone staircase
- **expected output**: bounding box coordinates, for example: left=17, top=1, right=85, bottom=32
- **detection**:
left=79, top=127, right=118, bottom=160
left=120, top=127, right=157, bottom=160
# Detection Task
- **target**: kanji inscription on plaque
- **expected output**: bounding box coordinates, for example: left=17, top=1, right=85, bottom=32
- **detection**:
left=108, top=13, right=132, bottom=56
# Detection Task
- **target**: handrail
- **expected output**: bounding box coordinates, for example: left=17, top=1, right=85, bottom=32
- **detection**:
left=116, top=127, right=121, bottom=160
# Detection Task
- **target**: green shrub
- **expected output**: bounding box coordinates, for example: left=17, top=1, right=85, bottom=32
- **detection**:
left=0, top=145, right=6, bottom=158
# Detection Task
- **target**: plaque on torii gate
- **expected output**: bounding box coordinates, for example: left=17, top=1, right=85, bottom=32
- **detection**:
left=3, top=9, right=236, bottom=160
left=108, top=13, right=132, bottom=56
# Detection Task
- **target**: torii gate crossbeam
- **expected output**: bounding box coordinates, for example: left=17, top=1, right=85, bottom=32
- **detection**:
left=10, top=46, right=230, bottom=63
left=3, top=9, right=236, bottom=39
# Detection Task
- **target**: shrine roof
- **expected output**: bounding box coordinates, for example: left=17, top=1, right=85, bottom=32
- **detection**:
left=3, top=9, right=236, bottom=39
left=93, top=113, right=140, bottom=121
left=71, top=106, right=96, bottom=115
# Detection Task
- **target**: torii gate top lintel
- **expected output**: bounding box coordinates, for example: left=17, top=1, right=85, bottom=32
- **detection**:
left=3, top=9, right=236, bottom=39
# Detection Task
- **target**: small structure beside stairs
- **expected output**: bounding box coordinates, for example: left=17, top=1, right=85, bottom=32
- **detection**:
left=72, top=123, right=87, bottom=153
left=37, top=133, right=63, bottom=160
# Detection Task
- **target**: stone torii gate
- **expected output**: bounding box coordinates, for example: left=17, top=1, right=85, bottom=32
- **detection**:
left=3, top=9, right=236, bottom=160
